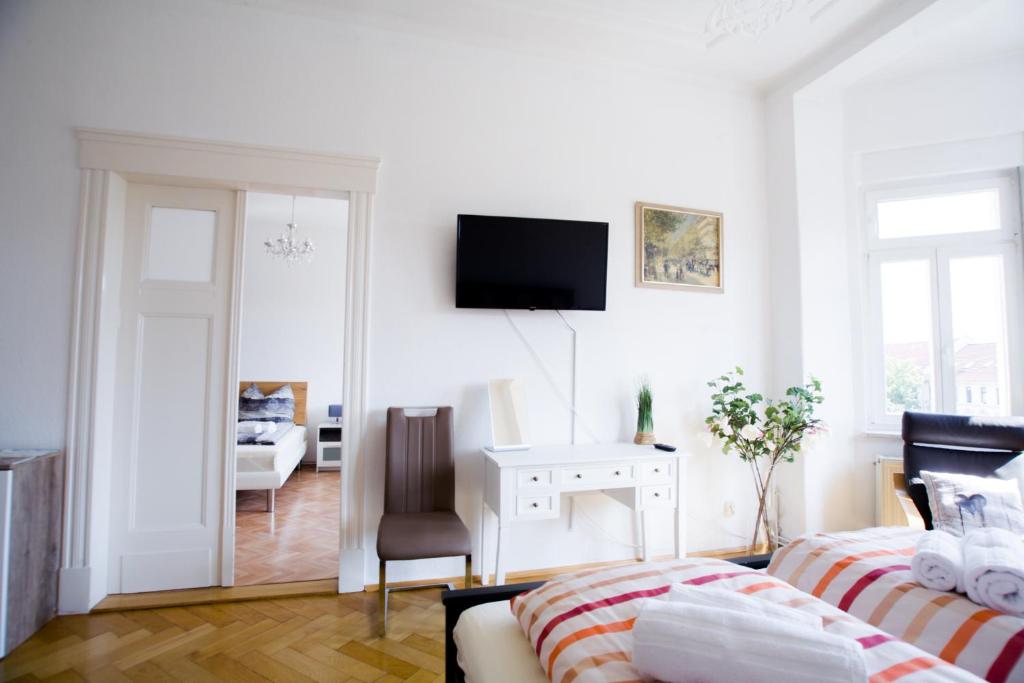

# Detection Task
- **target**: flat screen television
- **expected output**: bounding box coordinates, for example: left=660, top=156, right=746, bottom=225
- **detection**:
left=456, top=214, right=609, bottom=311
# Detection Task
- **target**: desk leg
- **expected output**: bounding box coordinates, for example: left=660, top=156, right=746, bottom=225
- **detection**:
left=640, top=510, right=650, bottom=562
left=479, top=500, right=489, bottom=586
left=674, top=504, right=685, bottom=559
left=496, top=524, right=509, bottom=586
left=632, top=509, right=643, bottom=561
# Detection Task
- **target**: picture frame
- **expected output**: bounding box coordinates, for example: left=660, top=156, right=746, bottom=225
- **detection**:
left=635, top=201, right=724, bottom=293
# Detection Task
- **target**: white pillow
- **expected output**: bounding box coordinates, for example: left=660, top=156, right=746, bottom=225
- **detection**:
left=920, top=470, right=1024, bottom=536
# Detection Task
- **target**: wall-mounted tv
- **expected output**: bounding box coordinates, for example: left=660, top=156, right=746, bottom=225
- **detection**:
left=456, top=214, right=609, bottom=311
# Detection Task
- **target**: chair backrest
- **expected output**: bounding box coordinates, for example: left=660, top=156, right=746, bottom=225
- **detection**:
left=384, top=407, right=455, bottom=514
left=902, top=411, right=1024, bottom=529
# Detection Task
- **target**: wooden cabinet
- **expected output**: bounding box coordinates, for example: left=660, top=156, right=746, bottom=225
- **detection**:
left=0, top=450, right=62, bottom=658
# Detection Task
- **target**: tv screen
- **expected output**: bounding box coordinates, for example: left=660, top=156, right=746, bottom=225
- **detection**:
left=456, top=214, right=608, bottom=311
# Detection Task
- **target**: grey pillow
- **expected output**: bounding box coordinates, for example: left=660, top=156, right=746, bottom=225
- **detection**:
left=239, top=383, right=295, bottom=423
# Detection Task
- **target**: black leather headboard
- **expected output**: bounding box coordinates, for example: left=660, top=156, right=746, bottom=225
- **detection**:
left=902, top=412, right=1024, bottom=529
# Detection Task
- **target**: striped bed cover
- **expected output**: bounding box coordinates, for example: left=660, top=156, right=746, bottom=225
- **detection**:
left=767, top=526, right=1024, bottom=683
left=511, top=557, right=983, bottom=683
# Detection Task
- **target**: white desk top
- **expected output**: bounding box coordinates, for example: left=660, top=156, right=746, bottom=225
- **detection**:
left=482, top=442, right=682, bottom=468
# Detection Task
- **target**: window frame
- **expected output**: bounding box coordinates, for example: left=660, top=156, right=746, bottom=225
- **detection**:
left=863, top=168, right=1024, bottom=430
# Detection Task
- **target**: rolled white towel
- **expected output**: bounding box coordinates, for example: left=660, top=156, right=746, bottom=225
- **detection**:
left=632, top=599, right=867, bottom=683
left=237, top=421, right=267, bottom=435
left=963, top=527, right=1024, bottom=617
left=668, top=584, right=823, bottom=631
left=912, top=529, right=964, bottom=593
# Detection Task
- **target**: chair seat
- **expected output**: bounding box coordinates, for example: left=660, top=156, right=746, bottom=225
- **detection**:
left=376, top=511, right=471, bottom=561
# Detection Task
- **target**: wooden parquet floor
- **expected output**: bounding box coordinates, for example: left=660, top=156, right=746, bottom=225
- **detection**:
left=235, top=468, right=341, bottom=586
left=1, top=587, right=446, bottom=682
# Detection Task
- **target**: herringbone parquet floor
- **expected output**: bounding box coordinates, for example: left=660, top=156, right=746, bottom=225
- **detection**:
left=235, top=468, right=341, bottom=586
left=1, top=587, right=446, bottom=682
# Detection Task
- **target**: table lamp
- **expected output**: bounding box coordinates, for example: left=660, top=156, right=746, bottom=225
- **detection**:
left=329, top=404, right=343, bottom=423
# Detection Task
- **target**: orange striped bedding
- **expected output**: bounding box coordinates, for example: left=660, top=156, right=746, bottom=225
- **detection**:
left=511, top=557, right=982, bottom=683
left=767, top=526, right=1024, bottom=683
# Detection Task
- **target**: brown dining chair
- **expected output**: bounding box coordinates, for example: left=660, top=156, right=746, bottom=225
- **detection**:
left=376, top=407, right=472, bottom=635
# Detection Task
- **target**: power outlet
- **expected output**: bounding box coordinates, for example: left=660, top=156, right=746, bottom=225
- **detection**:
left=723, top=501, right=735, bottom=518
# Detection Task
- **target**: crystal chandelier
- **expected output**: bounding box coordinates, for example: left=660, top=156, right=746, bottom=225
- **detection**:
left=705, top=0, right=801, bottom=39
left=265, top=196, right=314, bottom=264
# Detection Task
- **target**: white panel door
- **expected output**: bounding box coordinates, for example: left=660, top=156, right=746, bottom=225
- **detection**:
left=109, top=183, right=237, bottom=594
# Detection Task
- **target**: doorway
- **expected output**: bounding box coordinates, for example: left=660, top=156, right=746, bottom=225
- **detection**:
left=232, top=193, right=349, bottom=586
left=63, top=130, right=378, bottom=611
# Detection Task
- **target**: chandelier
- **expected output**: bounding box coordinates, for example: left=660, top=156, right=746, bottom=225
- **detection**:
left=265, top=196, right=314, bottom=264
left=705, top=0, right=802, bottom=39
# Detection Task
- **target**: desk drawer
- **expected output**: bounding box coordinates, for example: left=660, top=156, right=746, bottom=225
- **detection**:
left=516, top=494, right=556, bottom=518
left=517, top=469, right=553, bottom=489
left=561, top=464, right=636, bottom=489
left=641, top=485, right=674, bottom=509
left=640, top=461, right=673, bottom=484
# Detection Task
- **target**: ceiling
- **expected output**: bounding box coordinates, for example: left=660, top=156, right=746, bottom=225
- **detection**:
left=856, top=0, right=1024, bottom=85
left=225, top=0, right=907, bottom=89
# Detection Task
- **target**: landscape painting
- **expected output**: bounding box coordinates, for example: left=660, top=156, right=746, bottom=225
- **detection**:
left=635, top=202, right=723, bottom=292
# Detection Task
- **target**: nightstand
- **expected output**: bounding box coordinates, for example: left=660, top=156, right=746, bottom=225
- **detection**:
left=316, top=422, right=342, bottom=471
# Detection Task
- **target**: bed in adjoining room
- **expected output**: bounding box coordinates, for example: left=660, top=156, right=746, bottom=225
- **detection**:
left=235, top=381, right=308, bottom=512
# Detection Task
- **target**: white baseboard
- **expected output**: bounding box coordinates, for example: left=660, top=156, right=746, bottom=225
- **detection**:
left=59, top=566, right=103, bottom=614
left=338, top=548, right=365, bottom=593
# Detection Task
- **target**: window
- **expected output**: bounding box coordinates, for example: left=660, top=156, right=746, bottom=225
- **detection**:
left=865, top=170, right=1022, bottom=428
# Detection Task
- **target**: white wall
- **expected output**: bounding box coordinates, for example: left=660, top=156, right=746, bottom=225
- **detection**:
left=761, top=1, right=1024, bottom=541
left=841, top=52, right=1024, bottom=491
left=240, top=193, right=348, bottom=462
left=1, top=0, right=771, bottom=587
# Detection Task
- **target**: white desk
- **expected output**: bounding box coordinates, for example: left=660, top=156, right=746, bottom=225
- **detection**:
left=480, top=443, right=686, bottom=585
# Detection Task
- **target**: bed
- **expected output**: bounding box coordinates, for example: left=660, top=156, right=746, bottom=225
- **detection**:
left=765, top=413, right=1024, bottom=682
left=767, top=526, right=1024, bottom=682
left=444, top=557, right=982, bottom=683
left=235, top=381, right=308, bottom=512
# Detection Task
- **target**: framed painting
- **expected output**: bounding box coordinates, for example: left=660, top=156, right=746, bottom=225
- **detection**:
left=635, top=202, right=723, bottom=293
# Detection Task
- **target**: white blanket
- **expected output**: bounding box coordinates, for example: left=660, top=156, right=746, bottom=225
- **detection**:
left=912, top=529, right=964, bottom=593
left=632, top=597, right=867, bottom=683
left=963, top=527, right=1024, bottom=617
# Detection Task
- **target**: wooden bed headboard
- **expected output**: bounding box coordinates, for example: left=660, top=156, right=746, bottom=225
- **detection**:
left=239, top=381, right=308, bottom=426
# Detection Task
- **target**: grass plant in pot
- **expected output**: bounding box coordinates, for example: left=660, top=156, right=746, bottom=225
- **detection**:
left=634, top=378, right=656, bottom=445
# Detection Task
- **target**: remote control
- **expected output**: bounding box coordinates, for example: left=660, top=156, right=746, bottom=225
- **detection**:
left=653, top=443, right=676, bottom=452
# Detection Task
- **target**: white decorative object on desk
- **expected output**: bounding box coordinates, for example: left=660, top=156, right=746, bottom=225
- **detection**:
left=479, top=443, right=687, bottom=585
left=316, top=422, right=342, bottom=471
left=487, top=378, right=531, bottom=451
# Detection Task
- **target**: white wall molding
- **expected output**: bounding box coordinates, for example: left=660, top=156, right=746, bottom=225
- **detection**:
left=339, top=191, right=374, bottom=593
left=60, top=169, right=109, bottom=612
left=77, top=129, right=380, bottom=195
left=63, top=130, right=379, bottom=611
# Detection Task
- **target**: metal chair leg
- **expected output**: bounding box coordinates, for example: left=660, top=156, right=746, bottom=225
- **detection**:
left=379, top=560, right=387, bottom=636
left=465, top=555, right=472, bottom=589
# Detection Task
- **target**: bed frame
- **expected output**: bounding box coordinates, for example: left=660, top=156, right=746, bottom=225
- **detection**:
left=236, top=381, right=309, bottom=511
left=441, top=554, right=772, bottom=683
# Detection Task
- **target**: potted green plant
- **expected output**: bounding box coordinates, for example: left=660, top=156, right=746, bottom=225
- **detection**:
left=705, top=367, right=825, bottom=553
left=634, top=378, right=655, bottom=445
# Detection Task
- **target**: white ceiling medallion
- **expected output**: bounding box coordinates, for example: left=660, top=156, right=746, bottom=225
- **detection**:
left=705, top=0, right=829, bottom=40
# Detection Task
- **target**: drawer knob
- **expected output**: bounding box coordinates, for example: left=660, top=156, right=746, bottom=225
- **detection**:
left=575, top=473, right=583, bottom=479
left=654, top=492, right=661, bottom=497
left=614, top=470, right=621, bottom=476
left=531, top=502, right=539, bottom=508
left=531, top=476, right=539, bottom=482
left=654, top=468, right=661, bottom=473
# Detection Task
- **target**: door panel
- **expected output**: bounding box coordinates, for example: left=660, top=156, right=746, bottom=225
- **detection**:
left=110, top=183, right=236, bottom=594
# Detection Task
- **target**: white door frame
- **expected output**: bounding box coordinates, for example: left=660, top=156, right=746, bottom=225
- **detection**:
left=61, top=129, right=379, bottom=612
